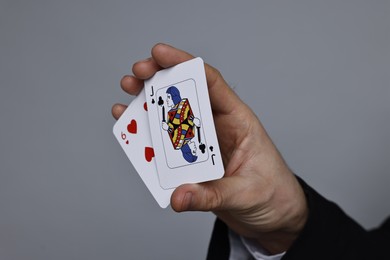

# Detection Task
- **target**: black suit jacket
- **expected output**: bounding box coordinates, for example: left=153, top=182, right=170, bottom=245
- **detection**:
left=207, top=177, right=390, bottom=259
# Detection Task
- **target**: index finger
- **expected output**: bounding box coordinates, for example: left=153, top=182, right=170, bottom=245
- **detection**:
left=147, top=43, right=243, bottom=115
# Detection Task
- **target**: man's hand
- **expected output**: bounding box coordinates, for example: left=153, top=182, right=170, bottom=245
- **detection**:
left=112, top=43, right=308, bottom=254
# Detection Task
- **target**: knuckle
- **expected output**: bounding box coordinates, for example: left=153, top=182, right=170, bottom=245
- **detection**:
left=204, top=186, right=224, bottom=210
left=211, top=66, right=222, bottom=79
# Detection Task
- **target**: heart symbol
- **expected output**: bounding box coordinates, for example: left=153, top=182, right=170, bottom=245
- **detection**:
left=127, top=119, right=137, bottom=134
left=143, top=102, right=148, bottom=111
left=145, top=147, right=155, bottom=162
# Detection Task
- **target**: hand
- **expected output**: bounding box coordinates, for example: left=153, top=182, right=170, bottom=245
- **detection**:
left=112, top=43, right=308, bottom=254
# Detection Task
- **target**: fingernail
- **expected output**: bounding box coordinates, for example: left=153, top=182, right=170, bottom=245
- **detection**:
left=182, top=192, right=193, bottom=211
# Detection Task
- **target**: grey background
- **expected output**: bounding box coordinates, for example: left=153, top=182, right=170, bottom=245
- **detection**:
left=0, top=0, right=389, bottom=259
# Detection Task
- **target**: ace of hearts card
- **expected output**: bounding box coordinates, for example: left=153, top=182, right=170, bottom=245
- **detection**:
left=144, top=58, right=224, bottom=189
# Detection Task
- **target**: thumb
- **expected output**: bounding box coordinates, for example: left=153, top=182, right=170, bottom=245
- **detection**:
left=171, top=176, right=247, bottom=212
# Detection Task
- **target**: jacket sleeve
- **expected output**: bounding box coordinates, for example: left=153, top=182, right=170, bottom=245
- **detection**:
left=206, top=216, right=230, bottom=260
left=207, top=176, right=390, bottom=260
left=282, top=177, right=389, bottom=259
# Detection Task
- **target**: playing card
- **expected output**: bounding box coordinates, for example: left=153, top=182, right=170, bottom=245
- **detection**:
left=113, top=88, right=174, bottom=208
left=144, top=57, right=224, bottom=189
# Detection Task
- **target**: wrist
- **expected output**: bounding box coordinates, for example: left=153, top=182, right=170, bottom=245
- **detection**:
left=255, top=174, right=308, bottom=254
